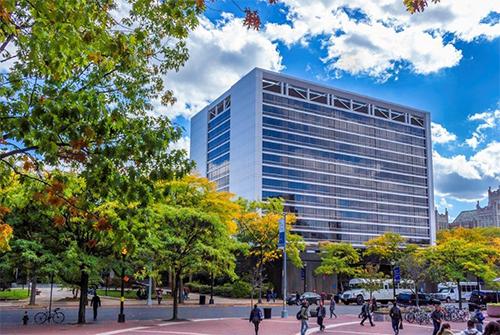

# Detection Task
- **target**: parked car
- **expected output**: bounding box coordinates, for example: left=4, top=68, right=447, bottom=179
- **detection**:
left=396, top=292, right=441, bottom=306
left=300, top=292, right=321, bottom=305
left=286, top=294, right=300, bottom=305
left=468, top=290, right=499, bottom=311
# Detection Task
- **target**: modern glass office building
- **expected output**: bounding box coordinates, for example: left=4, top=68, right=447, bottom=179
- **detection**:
left=191, top=68, right=435, bottom=247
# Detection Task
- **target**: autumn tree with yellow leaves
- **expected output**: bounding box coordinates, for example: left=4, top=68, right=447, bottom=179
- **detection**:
left=236, top=198, right=304, bottom=303
left=147, top=175, right=241, bottom=320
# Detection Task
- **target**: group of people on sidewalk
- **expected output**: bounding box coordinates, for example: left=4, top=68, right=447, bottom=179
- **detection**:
left=249, top=297, right=500, bottom=335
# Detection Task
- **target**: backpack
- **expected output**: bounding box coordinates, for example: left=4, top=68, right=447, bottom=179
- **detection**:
left=296, top=311, right=302, bottom=320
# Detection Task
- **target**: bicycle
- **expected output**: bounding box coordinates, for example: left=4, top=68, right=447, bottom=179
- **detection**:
left=34, top=307, right=65, bottom=324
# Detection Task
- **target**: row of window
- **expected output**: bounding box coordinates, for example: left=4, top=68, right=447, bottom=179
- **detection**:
left=208, top=109, right=230, bottom=131
left=214, top=175, right=229, bottom=189
left=207, top=130, right=230, bottom=152
left=262, top=190, right=429, bottom=217
left=262, top=178, right=429, bottom=206
left=293, top=219, right=429, bottom=236
left=263, top=105, right=426, bottom=155
left=207, top=152, right=230, bottom=172
left=262, top=141, right=428, bottom=176
left=207, top=142, right=230, bottom=162
left=208, top=119, right=230, bottom=142
left=263, top=127, right=427, bottom=167
left=296, top=231, right=430, bottom=245
left=262, top=153, right=428, bottom=187
left=263, top=93, right=426, bottom=137
left=280, top=204, right=430, bottom=226
left=262, top=165, right=427, bottom=197
left=207, top=162, right=230, bottom=181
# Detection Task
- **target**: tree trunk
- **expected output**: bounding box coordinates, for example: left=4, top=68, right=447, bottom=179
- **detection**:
left=257, top=264, right=263, bottom=304
left=179, top=277, right=184, bottom=304
left=78, top=270, right=89, bottom=324
left=457, top=280, right=462, bottom=309
left=171, top=271, right=180, bottom=320
left=29, top=276, right=37, bottom=305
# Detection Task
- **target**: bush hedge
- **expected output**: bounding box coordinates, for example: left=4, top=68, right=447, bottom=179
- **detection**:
left=187, top=280, right=253, bottom=299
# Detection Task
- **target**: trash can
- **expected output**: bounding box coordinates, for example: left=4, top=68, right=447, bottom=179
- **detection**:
left=199, top=294, right=206, bottom=305
left=263, top=307, right=272, bottom=319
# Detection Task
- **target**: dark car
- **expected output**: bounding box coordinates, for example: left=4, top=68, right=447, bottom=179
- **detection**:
left=300, top=292, right=321, bottom=305
left=396, top=292, right=441, bottom=306
left=468, top=290, right=499, bottom=311
left=286, top=294, right=300, bottom=305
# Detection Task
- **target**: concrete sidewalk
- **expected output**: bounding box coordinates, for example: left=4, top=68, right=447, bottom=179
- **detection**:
left=0, top=287, right=283, bottom=310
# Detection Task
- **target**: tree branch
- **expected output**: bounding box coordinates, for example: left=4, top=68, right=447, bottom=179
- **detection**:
left=0, top=146, right=38, bottom=159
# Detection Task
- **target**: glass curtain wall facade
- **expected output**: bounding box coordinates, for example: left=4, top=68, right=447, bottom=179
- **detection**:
left=206, top=96, right=231, bottom=191
left=190, top=68, right=435, bottom=247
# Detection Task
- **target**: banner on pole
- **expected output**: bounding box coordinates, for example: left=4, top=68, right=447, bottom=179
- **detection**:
left=278, top=218, right=285, bottom=249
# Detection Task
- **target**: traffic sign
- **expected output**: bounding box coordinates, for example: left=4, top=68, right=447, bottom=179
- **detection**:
left=393, top=266, right=401, bottom=283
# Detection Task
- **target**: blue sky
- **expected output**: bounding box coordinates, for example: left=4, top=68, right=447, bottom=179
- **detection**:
left=164, top=0, right=500, bottom=222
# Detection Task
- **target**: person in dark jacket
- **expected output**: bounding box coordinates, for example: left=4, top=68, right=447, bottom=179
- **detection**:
left=316, top=300, right=326, bottom=331
left=472, top=308, right=485, bottom=332
left=389, top=302, right=402, bottom=335
left=431, top=304, right=444, bottom=335
left=249, top=304, right=263, bottom=335
left=90, top=293, right=102, bottom=321
left=360, top=300, right=374, bottom=326
left=329, top=296, right=337, bottom=319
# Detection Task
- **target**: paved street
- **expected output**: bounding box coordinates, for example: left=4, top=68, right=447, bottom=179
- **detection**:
left=1, top=314, right=491, bottom=335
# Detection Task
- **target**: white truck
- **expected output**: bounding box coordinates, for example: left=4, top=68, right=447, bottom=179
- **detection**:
left=340, top=278, right=413, bottom=305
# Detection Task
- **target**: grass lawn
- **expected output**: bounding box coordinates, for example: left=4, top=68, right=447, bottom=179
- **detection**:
left=0, top=289, right=29, bottom=300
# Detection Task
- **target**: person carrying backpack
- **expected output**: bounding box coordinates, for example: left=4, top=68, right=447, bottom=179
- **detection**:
left=298, top=300, right=309, bottom=335
left=360, top=300, right=374, bottom=327
left=389, top=301, right=402, bottom=335
left=316, top=300, right=326, bottom=331
left=472, top=308, right=485, bottom=332
left=249, top=304, right=263, bottom=335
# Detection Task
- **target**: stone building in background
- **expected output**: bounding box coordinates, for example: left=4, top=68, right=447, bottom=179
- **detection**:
left=435, top=208, right=450, bottom=230
left=451, top=186, right=500, bottom=228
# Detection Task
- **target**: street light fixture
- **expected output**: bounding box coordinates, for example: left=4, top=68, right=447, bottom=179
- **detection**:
left=118, top=247, right=127, bottom=323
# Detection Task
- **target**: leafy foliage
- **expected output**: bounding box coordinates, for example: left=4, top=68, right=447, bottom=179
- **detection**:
left=364, top=232, right=408, bottom=265
left=315, top=242, right=360, bottom=277
left=358, top=264, right=388, bottom=299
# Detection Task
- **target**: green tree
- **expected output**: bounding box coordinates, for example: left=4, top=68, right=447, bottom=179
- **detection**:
left=426, top=227, right=500, bottom=309
left=399, top=248, right=430, bottom=306
left=358, top=264, right=387, bottom=301
left=148, top=175, right=240, bottom=320
left=315, top=242, right=360, bottom=292
left=236, top=198, right=304, bottom=303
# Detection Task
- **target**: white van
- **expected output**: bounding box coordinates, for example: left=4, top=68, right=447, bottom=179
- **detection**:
left=434, top=282, right=479, bottom=302
left=340, top=278, right=414, bottom=305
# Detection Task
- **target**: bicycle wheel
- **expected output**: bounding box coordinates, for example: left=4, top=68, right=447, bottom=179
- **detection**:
left=406, top=313, right=415, bottom=323
left=52, top=311, right=65, bottom=324
left=34, top=312, right=47, bottom=325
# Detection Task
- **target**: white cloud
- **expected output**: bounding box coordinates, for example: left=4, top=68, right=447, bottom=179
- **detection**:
left=431, top=122, right=456, bottom=144
left=264, top=0, right=499, bottom=80
left=433, top=141, right=500, bottom=201
left=161, top=15, right=283, bottom=119
left=465, top=108, right=500, bottom=149
left=171, top=136, right=190, bottom=155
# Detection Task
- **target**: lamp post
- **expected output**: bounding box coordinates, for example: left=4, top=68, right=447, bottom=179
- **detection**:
left=118, top=247, right=127, bottom=323
left=279, top=214, right=287, bottom=318
left=303, top=262, right=308, bottom=293
left=391, top=260, right=396, bottom=301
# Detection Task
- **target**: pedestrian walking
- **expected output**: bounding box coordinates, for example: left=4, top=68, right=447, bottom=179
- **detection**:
left=90, top=293, right=101, bottom=321
left=316, top=300, right=326, bottom=331
left=249, top=304, right=263, bottom=335
left=320, top=291, right=326, bottom=304
left=156, top=288, right=163, bottom=305
left=266, top=289, right=271, bottom=303
left=371, top=297, right=378, bottom=312
left=389, top=302, right=402, bottom=335
left=22, top=311, right=29, bottom=325
left=299, top=300, right=309, bottom=335
left=460, top=320, right=482, bottom=335
left=438, top=323, right=454, bottom=335
left=431, top=304, right=444, bottom=335
left=271, top=288, right=276, bottom=303
left=329, top=296, right=337, bottom=319
left=295, top=291, right=301, bottom=305
left=472, top=307, right=485, bottom=332
left=360, top=300, right=374, bottom=326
